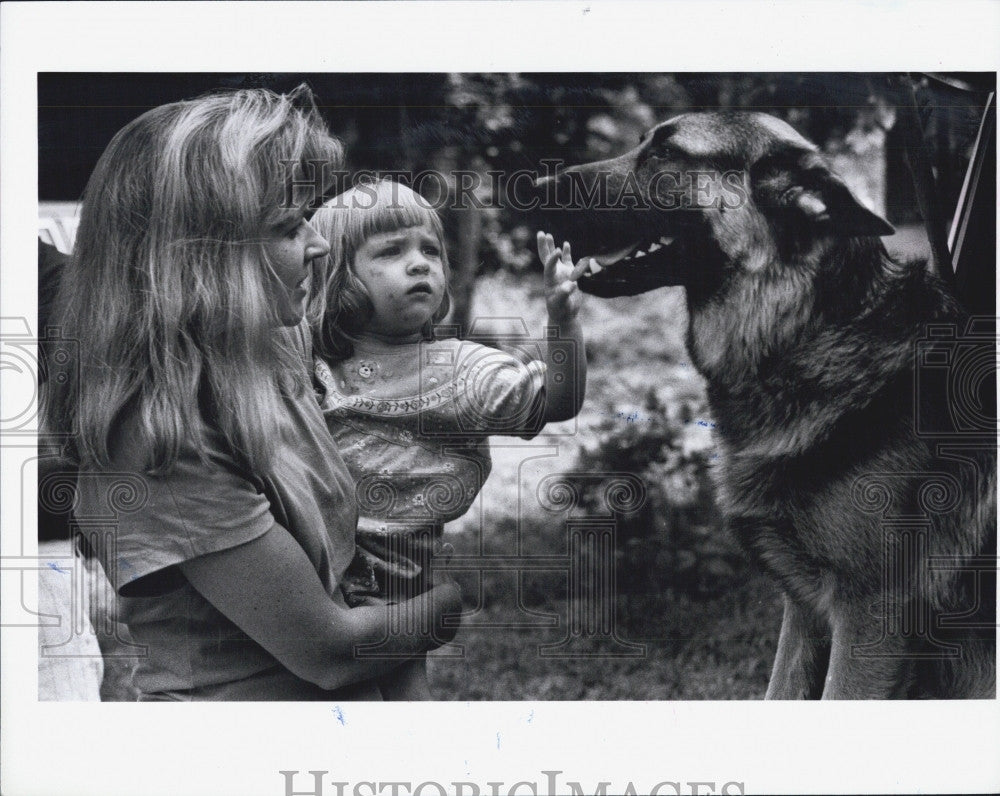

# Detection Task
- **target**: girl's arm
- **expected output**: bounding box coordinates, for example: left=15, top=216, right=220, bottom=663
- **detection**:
left=538, top=232, right=587, bottom=423
left=180, top=522, right=461, bottom=691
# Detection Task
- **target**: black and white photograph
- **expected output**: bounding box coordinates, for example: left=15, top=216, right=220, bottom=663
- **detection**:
left=3, top=3, right=999, bottom=795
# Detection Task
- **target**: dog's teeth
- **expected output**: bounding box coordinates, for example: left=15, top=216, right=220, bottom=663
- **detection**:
left=589, top=260, right=603, bottom=274
left=634, top=250, right=646, bottom=258
left=647, top=242, right=662, bottom=253
left=658, top=236, right=674, bottom=246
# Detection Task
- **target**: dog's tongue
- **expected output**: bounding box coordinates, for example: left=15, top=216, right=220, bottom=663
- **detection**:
left=594, top=242, right=639, bottom=267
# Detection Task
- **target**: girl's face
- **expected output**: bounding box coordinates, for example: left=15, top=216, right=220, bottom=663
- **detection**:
left=352, top=222, right=446, bottom=341
left=264, top=216, right=331, bottom=326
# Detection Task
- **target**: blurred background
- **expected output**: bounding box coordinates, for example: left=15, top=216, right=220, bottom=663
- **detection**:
left=38, top=72, right=995, bottom=699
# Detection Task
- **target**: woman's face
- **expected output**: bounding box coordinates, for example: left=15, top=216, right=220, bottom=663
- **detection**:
left=263, top=216, right=330, bottom=326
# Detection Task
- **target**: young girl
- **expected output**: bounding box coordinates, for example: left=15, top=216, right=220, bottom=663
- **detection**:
left=46, top=89, right=461, bottom=701
left=309, top=179, right=589, bottom=698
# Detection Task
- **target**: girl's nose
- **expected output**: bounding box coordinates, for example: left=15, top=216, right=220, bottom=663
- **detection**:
left=406, top=256, right=431, bottom=276
left=303, top=220, right=331, bottom=261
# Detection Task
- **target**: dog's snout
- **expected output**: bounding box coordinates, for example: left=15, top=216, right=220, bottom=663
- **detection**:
left=533, top=173, right=557, bottom=191
left=534, top=163, right=589, bottom=191
left=533, top=165, right=578, bottom=191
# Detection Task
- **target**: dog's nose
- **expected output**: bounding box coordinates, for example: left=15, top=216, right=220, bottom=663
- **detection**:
left=534, top=174, right=557, bottom=191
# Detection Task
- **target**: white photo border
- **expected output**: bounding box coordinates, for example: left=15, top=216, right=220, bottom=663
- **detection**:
left=3, top=2, right=999, bottom=795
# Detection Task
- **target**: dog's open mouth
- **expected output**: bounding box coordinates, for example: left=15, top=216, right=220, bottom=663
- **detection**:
left=577, top=234, right=682, bottom=297
left=583, top=235, right=674, bottom=274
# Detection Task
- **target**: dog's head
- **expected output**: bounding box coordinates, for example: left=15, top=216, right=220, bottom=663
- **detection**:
left=535, top=112, right=894, bottom=299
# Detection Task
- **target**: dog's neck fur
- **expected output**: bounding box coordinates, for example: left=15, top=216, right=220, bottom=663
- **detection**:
left=685, top=237, right=946, bottom=457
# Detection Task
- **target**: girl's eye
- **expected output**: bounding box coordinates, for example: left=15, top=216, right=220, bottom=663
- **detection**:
left=422, top=245, right=441, bottom=257
left=379, top=246, right=400, bottom=257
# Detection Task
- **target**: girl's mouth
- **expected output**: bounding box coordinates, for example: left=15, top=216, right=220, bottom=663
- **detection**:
left=407, top=282, right=434, bottom=295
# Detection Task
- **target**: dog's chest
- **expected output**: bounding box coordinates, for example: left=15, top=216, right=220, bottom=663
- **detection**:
left=710, top=441, right=877, bottom=573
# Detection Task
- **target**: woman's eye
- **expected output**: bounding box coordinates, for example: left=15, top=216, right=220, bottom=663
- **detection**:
left=284, top=220, right=304, bottom=239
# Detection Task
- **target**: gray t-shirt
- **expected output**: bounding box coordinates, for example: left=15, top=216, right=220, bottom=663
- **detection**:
left=75, top=325, right=372, bottom=700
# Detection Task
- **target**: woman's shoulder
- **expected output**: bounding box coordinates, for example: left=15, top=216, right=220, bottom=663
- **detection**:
left=102, top=401, right=248, bottom=481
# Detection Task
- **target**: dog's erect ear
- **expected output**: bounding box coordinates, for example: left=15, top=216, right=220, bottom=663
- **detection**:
left=793, top=173, right=896, bottom=237
left=753, top=151, right=896, bottom=238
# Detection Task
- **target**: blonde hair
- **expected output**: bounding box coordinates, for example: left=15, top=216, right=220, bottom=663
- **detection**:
left=46, top=84, right=343, bottom=473
left=308, top=179, right=451, bottom=362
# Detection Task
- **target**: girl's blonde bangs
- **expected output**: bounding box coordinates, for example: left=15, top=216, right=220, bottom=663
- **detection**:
left=339, top=182, right=446, bottom=252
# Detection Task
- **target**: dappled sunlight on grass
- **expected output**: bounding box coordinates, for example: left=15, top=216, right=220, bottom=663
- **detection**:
left=428, top=573, right=782, bottom=700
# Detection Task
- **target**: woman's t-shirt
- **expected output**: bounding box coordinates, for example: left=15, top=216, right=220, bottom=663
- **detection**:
left=73, top=324, right=369, bottom=700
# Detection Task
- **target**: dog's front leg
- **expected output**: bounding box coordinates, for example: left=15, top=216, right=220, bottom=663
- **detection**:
left=765, top=596, right=830, bottom=699
left=822, top=601, right=911, bottom=699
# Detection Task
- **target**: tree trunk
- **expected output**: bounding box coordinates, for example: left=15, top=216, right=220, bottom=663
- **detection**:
left=446, top=162, right=482, bottom=338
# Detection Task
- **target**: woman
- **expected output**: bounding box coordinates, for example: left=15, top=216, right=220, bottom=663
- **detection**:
left=44, top=85, right=461, bottom=701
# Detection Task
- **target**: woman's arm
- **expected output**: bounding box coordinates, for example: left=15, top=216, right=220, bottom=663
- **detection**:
left=180, top=522, right=461, bottom=692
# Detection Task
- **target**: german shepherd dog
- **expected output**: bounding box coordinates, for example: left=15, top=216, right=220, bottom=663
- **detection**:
left=538, top=112, right=996, bottom=698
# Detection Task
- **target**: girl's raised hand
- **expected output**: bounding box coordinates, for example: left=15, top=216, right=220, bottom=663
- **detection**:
left=537, top=231, right=587, bottom=323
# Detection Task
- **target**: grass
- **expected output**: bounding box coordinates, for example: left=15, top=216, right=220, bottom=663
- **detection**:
left=428, top=572, right=783, bottom=700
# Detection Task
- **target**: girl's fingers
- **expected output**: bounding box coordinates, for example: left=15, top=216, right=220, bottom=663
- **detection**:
left=562, top=241, right=572, bottom=266
left=536, top=230, right=550, bottom=261
left=536, top=231, right=551, bottom=261
left=569, top=258, right=590, bottom=281
left=543, top=249, right=562, bottom=283
left=548, top=280, right=582, bottom=320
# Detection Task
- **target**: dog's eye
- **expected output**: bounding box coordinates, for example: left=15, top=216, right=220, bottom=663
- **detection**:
left=780, top=186, right=804, bottom=204
left=649, top=141, right=677, bottom=159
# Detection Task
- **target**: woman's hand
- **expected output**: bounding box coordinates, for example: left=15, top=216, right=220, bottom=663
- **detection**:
left=537, top=231, right=587, bottom=325
left=180, top=522, right=458, bottom=692
left=426, top=579, right=463, bottom=645
left=427, top=541, right=462, bottom=642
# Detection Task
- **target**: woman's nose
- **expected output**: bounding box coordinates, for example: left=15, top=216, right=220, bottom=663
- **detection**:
left=302, top=220, right=330, bottom=260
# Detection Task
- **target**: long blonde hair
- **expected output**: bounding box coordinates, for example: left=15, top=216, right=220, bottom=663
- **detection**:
left=308, top=179, right=451, bottom=362
left=46, top=84, right=343, bottom=473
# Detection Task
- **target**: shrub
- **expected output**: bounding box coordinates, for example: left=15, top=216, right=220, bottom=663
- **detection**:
left=568, top=389, right=745, bottom=602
